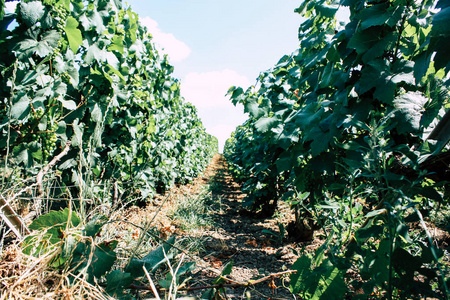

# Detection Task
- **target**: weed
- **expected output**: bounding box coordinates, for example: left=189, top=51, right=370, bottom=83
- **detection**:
left=170, top=192, right=213, bottom=232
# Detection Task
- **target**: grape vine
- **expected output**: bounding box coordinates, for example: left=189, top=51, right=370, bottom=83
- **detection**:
left=0, top=0, right=218, bottom=201
left=225, top=0, right=450, bottom=298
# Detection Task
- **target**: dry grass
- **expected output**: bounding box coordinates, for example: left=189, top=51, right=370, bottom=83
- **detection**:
left=0, top=240, right=112, bottom=300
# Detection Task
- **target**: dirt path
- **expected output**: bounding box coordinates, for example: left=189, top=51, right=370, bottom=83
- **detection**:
left=188, top=154, right=300, bottom=299
left=121, top=153, right=322, bottom=299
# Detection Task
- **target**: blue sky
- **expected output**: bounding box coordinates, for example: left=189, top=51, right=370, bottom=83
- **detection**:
left=126, top=0, right=303, bottom=151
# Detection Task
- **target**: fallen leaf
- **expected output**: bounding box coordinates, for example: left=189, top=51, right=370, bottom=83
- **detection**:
left=245, top=239, right=258, bottom=248
left=211, top=260, right=222, bottom=268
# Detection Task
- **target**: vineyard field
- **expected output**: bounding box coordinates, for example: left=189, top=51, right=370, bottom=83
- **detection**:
left=1, top=0, right=450, bottom=299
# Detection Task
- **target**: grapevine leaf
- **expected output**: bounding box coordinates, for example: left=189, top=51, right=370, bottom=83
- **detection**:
left=359, top=4, right=404, bottom=30
left=307, top=126, right=337, bottom=156
left=312, top=267, right=347, bottom=299
left=18, top=1, right=44, bottom=27
left=11, top=95, right=31, bottom=120
left=29, top=208, right=81, bottom=231
left=254, top=117, right=278, bottom=133
left=391, top=60, right=415, bottom=85
left=431, top=7, right=450, bottom=37
left=79, top=8, right=106, bottom=34
left=290, top=255, right=314, bottom=294
left=36, top=30, right=60, bottom=57
left=347, top=27, right=381, bottom=54
left=90, top=241, right=118, bottom=278
left=413, top=52, right=432, bottom=83
left=105, top=271, right=134, bottom=294
left=315, top=3, right=339, bottom=18
left=393, top=91, right=428, bottom=133
left=275, top=155, right=293, bottom=172
left=244, top=100, right=264, bottom=118
left=12, top=144, right=32, bottom=167
left=108, top=35, right=124, bottom=55
left=64, top=17, right=83, bottom=53
left=57, top=98, right=76, bottom=110
left=126, top=236, right=176, bottom=277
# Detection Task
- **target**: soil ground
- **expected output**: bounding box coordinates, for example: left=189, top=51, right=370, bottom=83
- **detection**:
left=138, top=154, right=323, bottom=299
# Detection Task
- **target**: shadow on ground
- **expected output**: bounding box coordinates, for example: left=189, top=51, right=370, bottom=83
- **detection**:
left=190, top=154, right=300, bottom=299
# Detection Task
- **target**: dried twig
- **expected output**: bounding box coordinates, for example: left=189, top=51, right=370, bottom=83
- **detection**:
left=128, top=270, right=296, bottom=292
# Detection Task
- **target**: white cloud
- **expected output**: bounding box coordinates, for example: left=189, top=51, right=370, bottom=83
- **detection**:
left=139, top=16, right=191, bottom=63
left=5, top=1, right=18, bottom=13
left=210, top=124, right=242, bottom=153
left=180, top=69, right=251, bottom=152
left=181, top=69, right=251, bottom=108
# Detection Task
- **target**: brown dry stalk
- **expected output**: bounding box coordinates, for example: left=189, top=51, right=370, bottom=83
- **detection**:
left=128, top=270, right=296, bottom=292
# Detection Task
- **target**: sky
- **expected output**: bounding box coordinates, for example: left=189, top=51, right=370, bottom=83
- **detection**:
left=126, top=0, right=303, bottom=152
left=5, top=1, right=304, bottom=152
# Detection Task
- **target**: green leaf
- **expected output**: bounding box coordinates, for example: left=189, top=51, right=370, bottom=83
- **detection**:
left=431, top=7, right=450, bottom=37
left=359, top=4, right=404, bottom=30
left=105, top=270, right=134, bottom=294
left=59, top=98, right=77, bottom=110
left=108, top=35, right=124, bottom=55
left=84, top=216, right=107, bottom=237
left=126, top=236, right=176, bottom=277
left=315, top=3, right=339, bottom=18
left=18, top=1, right=45, bottom=27
left=290, top=255, right=313, bottom=294
left=11, top=95, right=31, bottom=121
left=70, top=239, right=118, bottom=282
left=276, top=155, right=293, bottom=172
left=64, top=17, right=83, bottom=53
left=391, top=60, right=415, bottom=85
left=393, top=91, right=428, bottom=133
left=243, top=99, right=264, bottom=118
left=311, top=267, right=347, bottom=299
left=29, top=208, right=81, bottom=232
left=36, top=30, right=61, bottom=57
left=23, top=208, right=82, bottom=256
left=254, top=117, right=278, bottom=133
left=213, top=261, right=234, bottom=284
left=91, top=241, right=118, bottom=278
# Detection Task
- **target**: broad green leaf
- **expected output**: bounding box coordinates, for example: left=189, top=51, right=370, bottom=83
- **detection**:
left=391, top=60, right=415, bottom=85
left=29, top=208, right=81, bottom=231
left=393, top=91, right=428, bottom=133
left=59, top=98, right=77, bottom=110
left=126, top=236, right=176, bottom=277
left=11, top=95, right=31, bottom=120
left=91, top=241, right=118, bottom=278
left=36, top=30, right=61, bottom=57
left=275, top=155, right=293, bottom=172
left=311, top=267, right=347, bottom=299
left=105, top=270, right=134, bottom=294
left=254, top=117, right=278, bottom=133
left=290, top=255, right=313, bottom=294
left=315, top=3, right=338, bottom=18
left=84, top=216, right=107, bottom=237
left=18, top=1, right=44, bottom=26
left=108, top=35, right=124, bottom=54
left=64, top=17, right=82, bottom=53
left=359, top=4, right=404, bottom=30
left=431, top=7, right=450, bottom=37
left=243, top=100, right=264, bottom=118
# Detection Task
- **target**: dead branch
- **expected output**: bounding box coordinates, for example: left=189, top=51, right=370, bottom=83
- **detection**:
left=128, top=270, right=296, bottom=292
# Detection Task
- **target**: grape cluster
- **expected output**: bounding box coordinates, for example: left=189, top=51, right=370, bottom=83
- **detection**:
left=53, top=5, right=69, bottom=32
left=42, top=122, right=59, bottom=159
